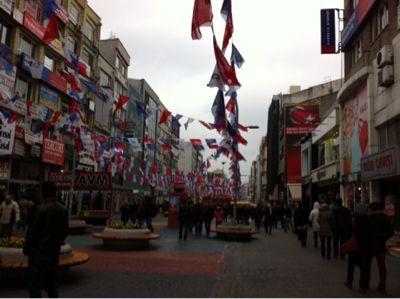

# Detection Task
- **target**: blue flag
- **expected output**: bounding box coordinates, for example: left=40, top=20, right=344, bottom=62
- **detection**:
left=136, top=101, right=149, bottom=118
left=211, top=90, right=226, bottom=132
left=230, top=44, right=245, bottom=68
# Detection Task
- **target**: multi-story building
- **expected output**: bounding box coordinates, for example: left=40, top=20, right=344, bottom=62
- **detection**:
left=275, top=80, right=342, bottom=210
left=177, top=140, right=201, bottom=175
left=259, top=136, right=267, bottom=202
left=0, top=0, right=101, bottom=213
left=340, top=0, right=400, bottom=229
left=249, top=160, right=257, bottom=202
left=98, top=38, right=130, bottom=211
left=266, top=96, right=280, bottom=202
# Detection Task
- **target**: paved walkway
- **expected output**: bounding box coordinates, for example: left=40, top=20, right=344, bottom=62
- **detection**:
left=2, top=216, right=400, bottom=297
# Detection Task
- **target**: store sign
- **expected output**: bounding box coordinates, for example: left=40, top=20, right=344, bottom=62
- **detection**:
left=0, top=159, right=9, bottom=179
left=23, top=13, right=65, bottom=59
left=40, top=85, right=60, bottom=111
left=320, top=9, right=336, bottom=54
left=0, top=0, right=13, bottom=14
left=42, top=138, right=65, bottom=166
left=74, top=171, right=112, bottom=190
left=21, top=54, right=67, bottom=94
left=49, top=172, right=73, bottom=189
left=31, top=144, right=41, bottom=157
left=0, top=44, right=16, bottom=105
left=13, top=139, right=27, bottom=156
left=0, top=122, right=16, bottom=156
left=341, top=0, right=376, bottom=50
left=361, top=147, right=400, bottom=181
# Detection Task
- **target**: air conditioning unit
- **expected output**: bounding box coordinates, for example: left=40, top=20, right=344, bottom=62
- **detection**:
left=376, top=45, right=393, bottom=68
left=378, top=65, right=394, bottom=87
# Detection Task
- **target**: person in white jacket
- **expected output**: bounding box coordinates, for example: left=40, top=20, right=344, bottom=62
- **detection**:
left=309, top=201, right=320, bottom=248
left=0, top=193, right=20, bottom=238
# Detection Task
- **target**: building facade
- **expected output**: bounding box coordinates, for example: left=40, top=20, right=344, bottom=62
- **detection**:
left=340, top=0, right=400, bottom=229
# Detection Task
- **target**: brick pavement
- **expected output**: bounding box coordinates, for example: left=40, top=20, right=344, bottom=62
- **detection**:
left=1, top=216, right=400, bottom=297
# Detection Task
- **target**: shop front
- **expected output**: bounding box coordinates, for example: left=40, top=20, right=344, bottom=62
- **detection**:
left=361, top=146, right=400, bottom=230
left=311, top=161, right=340, bottom=205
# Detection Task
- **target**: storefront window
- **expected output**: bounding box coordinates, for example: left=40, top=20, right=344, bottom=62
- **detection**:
left=11, top=159, right=41, bottom=181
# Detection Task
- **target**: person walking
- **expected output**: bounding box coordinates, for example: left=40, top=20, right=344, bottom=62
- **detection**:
left=318, top=200, right=335, bottom=259
left=308, top=201, right=320, bottom=248
left=120, top=199, right=130, bottom=225
left=0, top=193, right=20, bottom=238
left=23, top=182, right=69, bottom=298
left=264, top=203, right=273, bottom=235
left=178, top=199, right=190, bottom=240
left=214, top=206, right=224, bottom=227
left=294, top=202, right=308, bottom=247
left=368, top=201, right=394, bottom=294
left=344, top=209, right=372, bottom=293
left=17, top=197, right=34, bottom=231
left=203, top=202, right=214, bottom=237
left=254, top=203, right=264, bottom=233
left=333, top=198, right=351, bottom=259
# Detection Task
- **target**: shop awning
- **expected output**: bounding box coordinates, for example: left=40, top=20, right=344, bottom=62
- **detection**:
left=288, top=185, right=302, bottom=201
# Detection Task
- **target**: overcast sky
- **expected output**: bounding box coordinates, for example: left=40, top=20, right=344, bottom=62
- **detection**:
left=88, top=0, right=343, bottom=181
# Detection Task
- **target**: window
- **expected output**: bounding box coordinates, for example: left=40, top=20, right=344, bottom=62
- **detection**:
left=20, top=36, right=37, bottom=58
left=95, top=97, right=112, bottom=129
left=377, top=3, right=389, bottom=34
left=100, top=70, right=110, bottom=87
left=83, top=21, right=94, bottom=41
left=115, top=56, right=120, bottom=69
left=44, top=54, right=55, bottom=71
left=0, top=22, right=10, bottom=46
left=69, top=5, right=80, bottom=25
left=352, top=0, right=359, bottom=10
left=351, top=39, right=362, bottom=64
left=65, top=36, right=76, bottom=54
left=15, top=77, right=30, bottom=100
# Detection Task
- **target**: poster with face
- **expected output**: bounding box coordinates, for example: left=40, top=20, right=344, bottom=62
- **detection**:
left=342, top=84, right=368, bottom=175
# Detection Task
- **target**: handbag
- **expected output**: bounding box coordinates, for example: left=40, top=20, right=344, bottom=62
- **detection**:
left=341, top=237, right=358, bottom=253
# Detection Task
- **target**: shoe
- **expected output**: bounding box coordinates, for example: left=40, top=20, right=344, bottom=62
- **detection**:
left=344, top=282, right=352, bottom=289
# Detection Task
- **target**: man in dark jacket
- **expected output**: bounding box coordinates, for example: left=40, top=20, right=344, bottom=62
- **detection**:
left=333, top=198, right=351, bottom=259
left=178, top=199, right=190, bottom=240
left=23, top=182, right=69, bottom=298
left=368, top=201, right=394, bottom=294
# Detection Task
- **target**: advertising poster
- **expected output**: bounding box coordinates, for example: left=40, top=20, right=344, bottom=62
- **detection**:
left=0, top=122, right=16, bottom=156
left=286, top=104, right=319, bottom=184
left=343, top=83, right=368, bottom=175
left=42, top=138, right=65, bottom=166
left=40, top=85, right=60, bottom=111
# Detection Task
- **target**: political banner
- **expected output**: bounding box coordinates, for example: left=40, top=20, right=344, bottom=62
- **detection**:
left=0, top=122, right=16, bottom=156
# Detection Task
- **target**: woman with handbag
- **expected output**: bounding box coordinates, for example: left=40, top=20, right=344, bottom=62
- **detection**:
left=344, top=210, right=372, bottom=294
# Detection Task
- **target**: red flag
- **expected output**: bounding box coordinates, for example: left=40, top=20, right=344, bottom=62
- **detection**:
left=143, top=138, right=155, bottom=144
left=191, top=0, right=213, bottom=40
left=26, top=99, right=33, bottom=116
left=222, top=16, right=233, bottom=49
left=199, top=120, right=213, bottom=130
left=114, top=95, right=129, bottom=114
left=238, top=123, right=248, bottom=132
left=152, top=164, right=158, bottom=174
left=58, top=69, right=81, bottom=92
left=43, top=13, right=59, bottom=44
left=160, top=144, right=172, bottom=151
left=7, top=113, right=20, bottom=124
left=50, top=110, right=62, bottom=125
left=236, top=134, right=248, bottom=146
left=225, top=98, right=236, bottom=114
left=159, top=110, right=172, bottom=125
left=213, top=36, right=240, bottom=87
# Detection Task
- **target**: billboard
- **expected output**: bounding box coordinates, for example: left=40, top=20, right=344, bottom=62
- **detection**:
left=343, top=84, right=368, bottom=175
left=320, top=9, right=336, bottom=54
left=42, top=138, right=65, bottom=166
left=286, top=104, right=319, bottom=184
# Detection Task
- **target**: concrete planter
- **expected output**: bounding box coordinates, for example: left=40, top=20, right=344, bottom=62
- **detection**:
left=0, top=244, right=73, bottom=264
left=103, top=227, right=151, bottom=238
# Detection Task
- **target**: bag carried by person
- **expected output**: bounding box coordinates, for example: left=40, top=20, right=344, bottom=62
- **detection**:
left=341, top=237, right=358, bottom=253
